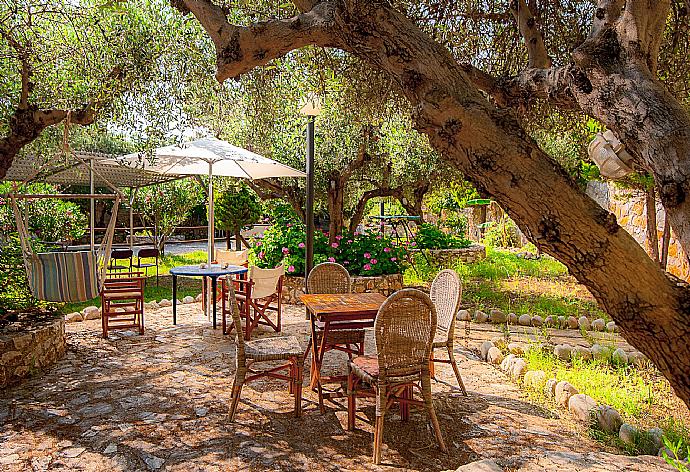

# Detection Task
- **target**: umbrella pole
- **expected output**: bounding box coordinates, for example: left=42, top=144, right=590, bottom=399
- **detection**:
left=208, top=162, right=214, bottom=265
left=207, top=163, right=214, bottom=320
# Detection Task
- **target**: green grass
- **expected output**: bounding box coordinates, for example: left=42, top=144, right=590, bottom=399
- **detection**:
left=404, top=246, right=607, bottom=320
left=521, top=346, right=690, bottom=456
left=62, top=251, right=208, bottom=313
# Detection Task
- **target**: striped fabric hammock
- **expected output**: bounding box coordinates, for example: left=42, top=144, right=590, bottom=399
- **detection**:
left=11, top=193, right=120, bottom=302
left=9, top=112, right=122, bottom=302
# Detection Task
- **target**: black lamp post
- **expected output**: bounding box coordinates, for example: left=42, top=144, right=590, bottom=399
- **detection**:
left=300, top=94, right=321, bottom=278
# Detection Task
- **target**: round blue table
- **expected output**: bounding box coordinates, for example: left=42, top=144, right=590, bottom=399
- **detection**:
left=169, top=264, right=248, bottom=328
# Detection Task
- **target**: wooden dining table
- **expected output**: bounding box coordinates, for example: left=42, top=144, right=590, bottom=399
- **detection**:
left=300, top=292, right=387, bottom=410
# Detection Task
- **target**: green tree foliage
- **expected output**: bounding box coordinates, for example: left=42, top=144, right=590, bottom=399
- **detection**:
left=215, top=183, right=262, bottom=249
left=0, top=183, right=87, bottom=243
left=131, top=180, right=202, bottom=253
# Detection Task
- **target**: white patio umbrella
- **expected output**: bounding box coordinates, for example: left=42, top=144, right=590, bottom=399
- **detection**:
left=117, top=137, right=306, bottom=265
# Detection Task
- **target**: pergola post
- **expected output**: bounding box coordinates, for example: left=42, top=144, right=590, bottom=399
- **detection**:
left=89, top=158, right=95, bottom=251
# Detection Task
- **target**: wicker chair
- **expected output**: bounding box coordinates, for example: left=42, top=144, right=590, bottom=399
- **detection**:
left=226, top=282, right=305, bottom=420
left=305, top=262, right=366, bottom=412
left=429, top=269, right=467, bottom=395
left=347, top=289, right=447, bottom=464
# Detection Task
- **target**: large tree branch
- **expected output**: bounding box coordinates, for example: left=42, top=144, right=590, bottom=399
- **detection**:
left=176, top=0, right=340, bottom=81
left=461, top=62, right=582, bottom=111
left=0, top=104, right=96, bottom=179
left=510, top=0, right=551, bottom=69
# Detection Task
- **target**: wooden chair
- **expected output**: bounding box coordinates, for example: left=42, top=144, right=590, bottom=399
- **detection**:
left=222, top=265, right=284, bottom=340
left=108, top=248, right=133, bottom=273
left=347, top=289, right=446, bottom=464
left=429, top=269, right=467, bottom=395
left=226, top=282, right=305, bottom=420
left=305, top=262, right=366, bottom=412
left=100, top=271, right=145, bottom=338
left=134, top=248, right=160, bottom=283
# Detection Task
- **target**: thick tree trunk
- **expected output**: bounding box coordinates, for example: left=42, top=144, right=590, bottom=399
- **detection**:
left=331, top=2, right=690, bottom=406
left=327, top=178, right=346, bottom=241
left=645, top=186, right=660, bottom=263
left=179, top=0, right=690, bottom=408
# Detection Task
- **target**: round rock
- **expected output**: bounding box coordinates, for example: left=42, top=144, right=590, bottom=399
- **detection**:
left=628, top=351, right=648, bottom=367
left=500, top=354, right=516, bottom=373
left=158, top=299, right=172, bottom=307
left=568, top=394, right=597, bottom=423
left=511, top=358, right=527, bottom=379
left=480, top=341, right=495, bottom=361
left=507, top=342, right=525, bottom=355
left=489, top=309, right=507, bottom=324
left=591, top=344, right=609, bottom=361
left=606, top=321, right=619, bottom=333
left=507, top=313, right=518, bottom=324
left=457, top=309, right=471, bottom=321
left=518, top=314, right=532, bottom=326
left=65, top=312, right=84, bottom=323
left=182, top=295, right=195, bottom=304
left=554, top=344, right=572, bottom=361
left=543, top=315, right=556, bottom=327
left=566, top=316, right=579, bottom=329
left=524, top=370, right=547, bottom=391
left=592, top=318, right=606, bottom=331
left=619, top=423, right=638, bottom=446
left=531, top=315, right=544, bottom=327
left=595, top=405, right=623, bottom=434
left=612, top=348, right=629, bottom=365
left=487, top=347, right=504, bottom=365
left=578, top=316, right=591, bottom=331
left=475, top=310, right=489, bottom=323
left=555, top=381, right=578, bottom=407
left=571, top=346, right=593, bottom=361
left=544, top=378, right=558, bottom=398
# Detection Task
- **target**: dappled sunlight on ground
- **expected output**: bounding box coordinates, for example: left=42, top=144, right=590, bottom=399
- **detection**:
left=0, top=303, right=672, bottom=471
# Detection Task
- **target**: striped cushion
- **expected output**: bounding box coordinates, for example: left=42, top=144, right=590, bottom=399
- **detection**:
left=28, top=251, right=99, bottom=302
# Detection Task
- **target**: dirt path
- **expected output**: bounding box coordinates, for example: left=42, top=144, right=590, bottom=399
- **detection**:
left=0, top=304, right=672, bottom=471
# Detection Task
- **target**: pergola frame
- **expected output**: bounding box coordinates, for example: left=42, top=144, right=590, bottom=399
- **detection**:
left=2, top=151, right=185, bottom=251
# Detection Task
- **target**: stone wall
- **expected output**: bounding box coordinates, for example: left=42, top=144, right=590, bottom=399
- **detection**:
left=0, top=317, right=66, bottom=388
left=282, top=273, right=404, bottom=305
left=411, top=244, right=486, bottom=266
left=586, top=181, right=689, bottom=281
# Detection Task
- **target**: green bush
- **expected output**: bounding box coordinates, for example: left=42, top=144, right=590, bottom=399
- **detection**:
left=414, top=223, right=471, bottom=250
left=483, top=218, right=521, bottom=248
left=250, top=219, right=407, bottom=276
left=0, top=235, right=42, bottom=317
left=0, top=184, right=87, bottom=243
left=215, top=183, right=262, bottom=247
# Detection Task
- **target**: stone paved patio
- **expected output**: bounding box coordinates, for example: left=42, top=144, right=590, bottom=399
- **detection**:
left=0, top=303, right=673, bottom=471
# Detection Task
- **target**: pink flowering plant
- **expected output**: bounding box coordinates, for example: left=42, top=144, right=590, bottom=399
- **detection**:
left=249, top=218, right=406, bottom=276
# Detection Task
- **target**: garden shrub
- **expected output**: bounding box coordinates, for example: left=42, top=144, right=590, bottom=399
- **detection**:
left=483, top=218, right=521, bottom=248
left=0, top=184, right=87, bottom=243
left=0, top=235, right=41, bottom=318
left=250, top=219, right=407, bottom=276
left=414, top=223, right=471, bottom=250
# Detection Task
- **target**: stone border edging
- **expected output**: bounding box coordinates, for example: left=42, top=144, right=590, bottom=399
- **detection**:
left=476, top=340, right=681, bottom=459
left=458, top=308, right=619, bottom=334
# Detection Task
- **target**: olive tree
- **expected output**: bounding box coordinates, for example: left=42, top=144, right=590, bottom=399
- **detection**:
left=170, top=0, right=690, bottom=407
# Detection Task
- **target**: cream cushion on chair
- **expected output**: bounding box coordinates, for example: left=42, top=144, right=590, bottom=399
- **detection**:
left=249, top=265, right=285, bottom=299
left=216, top=249, right=249, bottom=266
